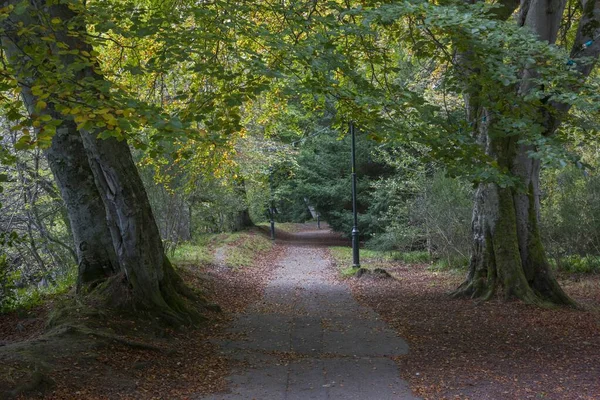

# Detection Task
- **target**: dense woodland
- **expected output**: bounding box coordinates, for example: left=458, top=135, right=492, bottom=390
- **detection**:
left=0, top=0, right=599, bottom=393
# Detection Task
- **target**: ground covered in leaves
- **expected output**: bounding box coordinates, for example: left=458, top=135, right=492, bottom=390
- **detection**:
left=0, top=231, right=283, bottom=399
left=342, top=257, right=600, bottom=400
left=2, top=226, right=599, bottom=399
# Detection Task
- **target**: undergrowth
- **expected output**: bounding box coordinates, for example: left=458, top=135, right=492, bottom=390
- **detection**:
left=392, top=251, right=432, bottom=264
left=427, top=256, right=469, bottom=272
left=171, top=240, right=214, bottom=265
left=330, top=246, right=469, bottom=278
left=255, top=222, right=312, bottom=233
left=0, top=263, right=76, bottom=313
left=551, top=255, right=600, bottom=274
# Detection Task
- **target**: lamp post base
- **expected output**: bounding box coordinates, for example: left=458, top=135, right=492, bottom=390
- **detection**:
left=352, top=227, right=360, bottom=268
left=270, top=220, right=275, bottom=240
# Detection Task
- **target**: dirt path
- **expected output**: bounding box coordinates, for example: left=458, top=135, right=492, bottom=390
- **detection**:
left=200, top=239, right=418, bottom=399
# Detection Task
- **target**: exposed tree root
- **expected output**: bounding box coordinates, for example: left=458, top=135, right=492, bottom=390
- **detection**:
left=451, top=277, right=558, bottom=308
left=47, top=323, right=163, bottom=351
left=0, top=295, right=198, bottom=398
left=78, top=265, right=212, bottom=329
left=354, top=267, right=394, bottom=279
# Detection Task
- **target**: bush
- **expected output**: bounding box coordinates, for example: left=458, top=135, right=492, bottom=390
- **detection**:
left=370, top=166, right=472, bottom=267
left=541, top=165, right=600, bottom=261
left=1, top=259, right=76, bottom=313
left=550, top=255, right=600, bottom=274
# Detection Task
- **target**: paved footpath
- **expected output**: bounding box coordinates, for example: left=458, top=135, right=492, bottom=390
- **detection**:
left=201, top=243, right=419, bottom=400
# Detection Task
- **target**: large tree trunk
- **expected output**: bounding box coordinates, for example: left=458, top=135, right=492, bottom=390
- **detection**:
left=453, top=0, right=600, bottom=306
left=453, top=130, right=573, bottom=305
left=80, top=130, right=199, bottom=323
left=45, top=122, right=121, bottom=288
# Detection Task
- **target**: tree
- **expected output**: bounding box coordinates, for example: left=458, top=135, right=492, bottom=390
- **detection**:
left=0, top=0, right=200, bottom=324
left=1, top=1, right=119, bottom=289
left=452, top=0, right=600, bottom=305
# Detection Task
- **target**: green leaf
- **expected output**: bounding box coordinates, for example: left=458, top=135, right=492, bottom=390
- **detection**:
left=13, top=1, right=29, bottom=15
left=14, top=135, right=32, bottom=150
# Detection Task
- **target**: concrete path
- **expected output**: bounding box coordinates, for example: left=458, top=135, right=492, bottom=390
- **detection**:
left=201, top=243, right=418, bottom=400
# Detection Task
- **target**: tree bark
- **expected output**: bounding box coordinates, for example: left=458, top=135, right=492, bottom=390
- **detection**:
left=46, top=122, right=120, bottom=288
left=453, top=0, right=600, bottom=306
left=80, top=130, right=198, bottom=323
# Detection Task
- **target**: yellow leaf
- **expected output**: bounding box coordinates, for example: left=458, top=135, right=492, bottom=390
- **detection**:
left=51, top=17, right=61, bottom=24
left=74, top=115, right=88, bottom=124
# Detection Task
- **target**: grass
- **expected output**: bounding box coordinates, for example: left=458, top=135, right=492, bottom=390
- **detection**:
left=171, top=243, right=214, bottom=265
left=331, top=247, right=434, bottom=269
left=329, top=247, right=395, bottom=276
left=391, top=250, right=432, bottom=264
left=256, top=221, right=314, bottom=233
left=171, top=230, right=273, bottom=271
left=551, top=255, right=600, bottom=274
left=339, top=266, right=361, bottom=278
left=224, top=232, right=273, bottom=269
left=330, top=247, right=466, bottom=279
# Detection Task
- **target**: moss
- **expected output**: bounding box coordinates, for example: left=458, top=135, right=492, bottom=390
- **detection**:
left=492, top=187, right=547, bottom=305
left=526, top=183, right=577, bottom=307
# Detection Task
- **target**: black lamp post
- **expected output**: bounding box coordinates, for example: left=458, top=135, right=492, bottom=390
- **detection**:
left=350, top=121, right=360, bottom=268
left=269, top=170, right=275, bottom=240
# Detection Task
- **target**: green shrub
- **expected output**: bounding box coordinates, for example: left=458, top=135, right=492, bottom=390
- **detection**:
left=551, top=255, right=600, bottom=274
left=541, top=166, right=600, bottom=258
left=1, top=262, right=76, bottom=313
left=370, top=168, right=472, bottom=265
left=171, top=242, right=214, bottom=265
